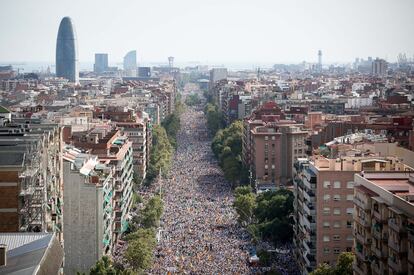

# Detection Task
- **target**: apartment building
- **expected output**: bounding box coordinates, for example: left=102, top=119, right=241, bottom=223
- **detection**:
left=293, top=155, right=410, bottom=274
left=279, top=124, right=308, bottom=182
left=63, top=145, right=115, bottom=274
left=243, top=102, right=307, bottom=189
left=69, top=128, right=134, bottom=236
left=250, top=124, right=282, bottom=189
left=0, top=122, right=63, bottom=241
left=353, top=172, right=414, bottom=275
left=116, top=116, right=151, bottom=181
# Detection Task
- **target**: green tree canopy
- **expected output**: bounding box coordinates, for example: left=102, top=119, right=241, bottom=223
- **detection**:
left=125, top=238, right=154, bottom=271
left=233, top=192, right=256, bottom=225
left=146, top=125, right=173, bottom=183
left=310, top=252, right=354, bottom=275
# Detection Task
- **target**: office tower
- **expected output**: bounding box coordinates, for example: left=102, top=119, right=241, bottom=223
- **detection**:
left=371, top=58, right=387, bottom=76
left=293, top=155, right=410, bottom=274
left=318, top=50, right=322, bottom=73
left=138, top=67, right=151, bottom=77
left=353, top=172, right=414, bottom=275
left=123, top=50, right=137, bottom=77
left=94, top=53, right=109, bottom=73
left=56, top=17, right=79, bottom=83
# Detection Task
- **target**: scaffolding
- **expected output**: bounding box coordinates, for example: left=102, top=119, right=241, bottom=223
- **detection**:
left=19, top=140, right=43, bottom=232
left=18, top=127, right=62, bottom=233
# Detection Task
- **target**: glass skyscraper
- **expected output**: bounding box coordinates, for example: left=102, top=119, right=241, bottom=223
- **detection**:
left=56, top=17, right=79, bottom=83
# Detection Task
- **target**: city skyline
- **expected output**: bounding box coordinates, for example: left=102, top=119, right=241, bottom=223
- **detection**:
left=1, top=0, right=414, bottom=64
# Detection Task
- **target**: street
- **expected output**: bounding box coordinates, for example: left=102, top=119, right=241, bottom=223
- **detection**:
left=149, top=106, right=252, bottom=274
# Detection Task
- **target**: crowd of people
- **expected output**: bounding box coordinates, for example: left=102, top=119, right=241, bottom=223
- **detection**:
left=149, top=107, right=253, bottom=274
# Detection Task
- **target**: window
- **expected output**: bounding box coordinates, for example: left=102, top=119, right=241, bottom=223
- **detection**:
left=323, top=181, right=331, bottom=188
left=347, top=181, right=354, bottom=189
left=333, top=235, right=341, bottom=241
left=271, top=136, right=275, bottom=140
left=271, top=164, right=275, bottom=169
left=333, top=195, right=341, bottom=201
left=346, top=194, right=353, bottom=201
left=334, top=208, right=341, bottom=215
left=333, top=248, right=341, bottom=254
left=333, top=181, right=341, bottom=188
left=333, top=221, right=341, bottom=228
left=265, top=165, right=268, bottom=169
left=323, top=221, right=330, bottom=228
left=323, top=194, right=331, bottom=202
left=323, top=247, right=330, bottom=254
left=323, top=236, right=330, bottom=242
left=323, top=207, right=330, bottom=215
left=265, top=136, right=269, bottom=141
left=346, top=235, right=353, bottom=241
left=346, top=208, right=354, bottom=215
left=346, top=221, right=352, bottom=228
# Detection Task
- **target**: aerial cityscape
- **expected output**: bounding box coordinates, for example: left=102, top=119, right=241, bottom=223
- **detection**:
left=0, top=0, right=414, bottom=275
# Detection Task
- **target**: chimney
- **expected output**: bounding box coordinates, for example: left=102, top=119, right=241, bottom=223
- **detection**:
left=0, top=244, right=6, bottom=266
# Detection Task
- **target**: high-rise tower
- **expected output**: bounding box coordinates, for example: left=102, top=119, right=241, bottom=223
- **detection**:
left=123, top=50, right=137, bottom=77
left=318, top=50, right=322, bottom=73
left=56, top=17, right=79, bottom=83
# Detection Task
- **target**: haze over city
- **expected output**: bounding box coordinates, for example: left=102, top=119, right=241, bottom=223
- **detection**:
left=1, top=1, right=414, bottom=275
left=1, top=0, right=414, bottom=64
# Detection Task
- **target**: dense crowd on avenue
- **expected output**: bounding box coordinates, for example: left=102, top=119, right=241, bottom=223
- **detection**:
left=148, top=106, right=253, bottom=274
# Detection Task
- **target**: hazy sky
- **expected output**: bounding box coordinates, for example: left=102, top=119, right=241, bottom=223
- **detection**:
left=0, top=0, right=413, bottom=64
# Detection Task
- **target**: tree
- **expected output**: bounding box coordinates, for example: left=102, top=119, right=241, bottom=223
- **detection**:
left=139, top=196, right=164, bottom=228
left=210, top=120, right=246, bottom=185
left=310, top=252, right=354, bottom=275
left=235, top=185, right=252, bottom=197
left=88, top=256, right=136, bottom=275
left=125, top=239, right=154, bottom=271
left=161, top=113, right=180, bottom=149
left=233, top=192, right=256, bottom=225
left=184, top=93, right=201, bottom=106
left=205, top=103, right=223, bottom=135
left=310, top=263, right=334, bottom=275
left=89, top=256, right=116, bottom=275
left=146, top=125, right=173, bottom=184
left=334, top=252, right=354, bottom=275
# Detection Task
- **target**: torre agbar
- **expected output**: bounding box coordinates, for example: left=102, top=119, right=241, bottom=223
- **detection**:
left=56, top=16, right=79, bottom=83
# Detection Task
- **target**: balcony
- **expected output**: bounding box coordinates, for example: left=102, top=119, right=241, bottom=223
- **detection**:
left=303, top=253, right=316, bottom=269
left=373, top=209, right=387, bottom=223
left=408, top=224, right=414, bottom=241
left=303, top=239, right=316, bottom=255
left=303, top=215, right=316, bottom=231
left=371, top=222, right=388, bottom=242
left=303, top=202, right=316, bottom=216
left=354, top=229, right=372, bottom=245
left=388, top=239, right=408, bottom=254
left=353, top=262, right=367, bottom=275
left=371, top=260, right=387, bottom=275
left=408, top=243, right=414, bottom=264
left=372, top=245, right=387, bottom=259
left=354, top=213, right=371, bottom=228
left=354, top=197, right=370, bottom=211
left=355, top=243, right=370, bottom=262
left=388, top=257, right=408, bottom=274
left=388, top=218, right=407, bottom=234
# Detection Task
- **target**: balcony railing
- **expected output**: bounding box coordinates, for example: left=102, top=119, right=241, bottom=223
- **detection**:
left=353, top=197, right=370, bottom=211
